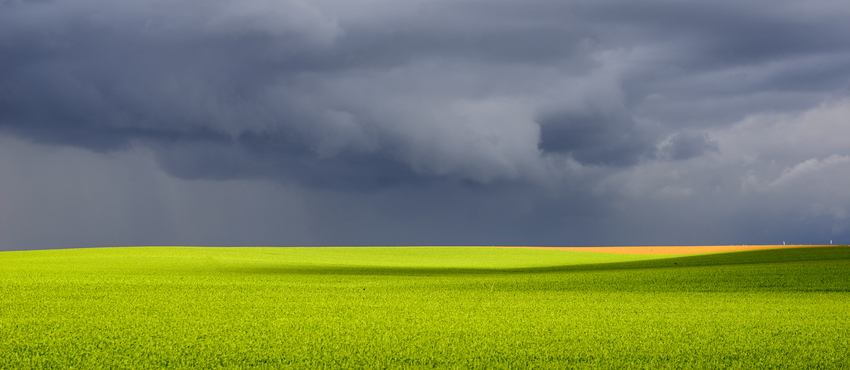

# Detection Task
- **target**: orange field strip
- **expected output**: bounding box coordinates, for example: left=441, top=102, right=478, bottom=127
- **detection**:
left=513, top=244, right=833, bottom=255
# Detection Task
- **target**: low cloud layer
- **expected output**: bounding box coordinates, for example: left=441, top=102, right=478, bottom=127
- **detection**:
left=2, top=0, right=849, bottom=249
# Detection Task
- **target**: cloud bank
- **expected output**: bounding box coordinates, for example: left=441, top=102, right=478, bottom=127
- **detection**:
left=2, top=0, right=849, bottom=249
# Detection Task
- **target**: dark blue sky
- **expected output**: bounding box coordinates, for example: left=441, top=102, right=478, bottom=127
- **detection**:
left=2, top=0, right=849, bottom=250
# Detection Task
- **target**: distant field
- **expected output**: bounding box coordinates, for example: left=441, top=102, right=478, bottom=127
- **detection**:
left=2, top=246, right=849, bottom=369
left=523, top=244, right=827, bottom=254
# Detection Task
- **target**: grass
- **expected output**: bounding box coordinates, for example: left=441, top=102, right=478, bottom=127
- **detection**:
left=1, top=246, right=849, bottom=369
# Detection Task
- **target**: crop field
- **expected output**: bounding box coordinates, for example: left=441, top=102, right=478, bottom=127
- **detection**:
left=1, top=246, right=849, bottom=369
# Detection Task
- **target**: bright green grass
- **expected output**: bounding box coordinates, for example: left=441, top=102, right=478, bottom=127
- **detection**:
left=1, top=246, right=849, bottom=369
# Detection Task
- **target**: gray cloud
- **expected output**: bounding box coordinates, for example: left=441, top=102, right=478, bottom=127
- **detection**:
left=2, top=0, right=850, bottom=249
left=661, top=131, right=719, bottom=161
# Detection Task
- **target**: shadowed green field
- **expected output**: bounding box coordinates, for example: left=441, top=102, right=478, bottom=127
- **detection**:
left=2, top=246, right=849, bottom=369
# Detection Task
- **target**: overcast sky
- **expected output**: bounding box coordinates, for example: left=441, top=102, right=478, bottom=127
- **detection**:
left=2, top=0, right=850, bottom=250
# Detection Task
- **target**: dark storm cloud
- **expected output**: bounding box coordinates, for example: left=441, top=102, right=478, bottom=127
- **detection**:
left=537, top=110, right=658, bottom=167
left=3, top=0, right=848, bottom=179
left=2, top=0, right=850, bottom=249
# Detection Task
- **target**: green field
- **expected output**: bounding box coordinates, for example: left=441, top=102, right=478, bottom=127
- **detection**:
left=1, top=246, right=849, bottom=369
